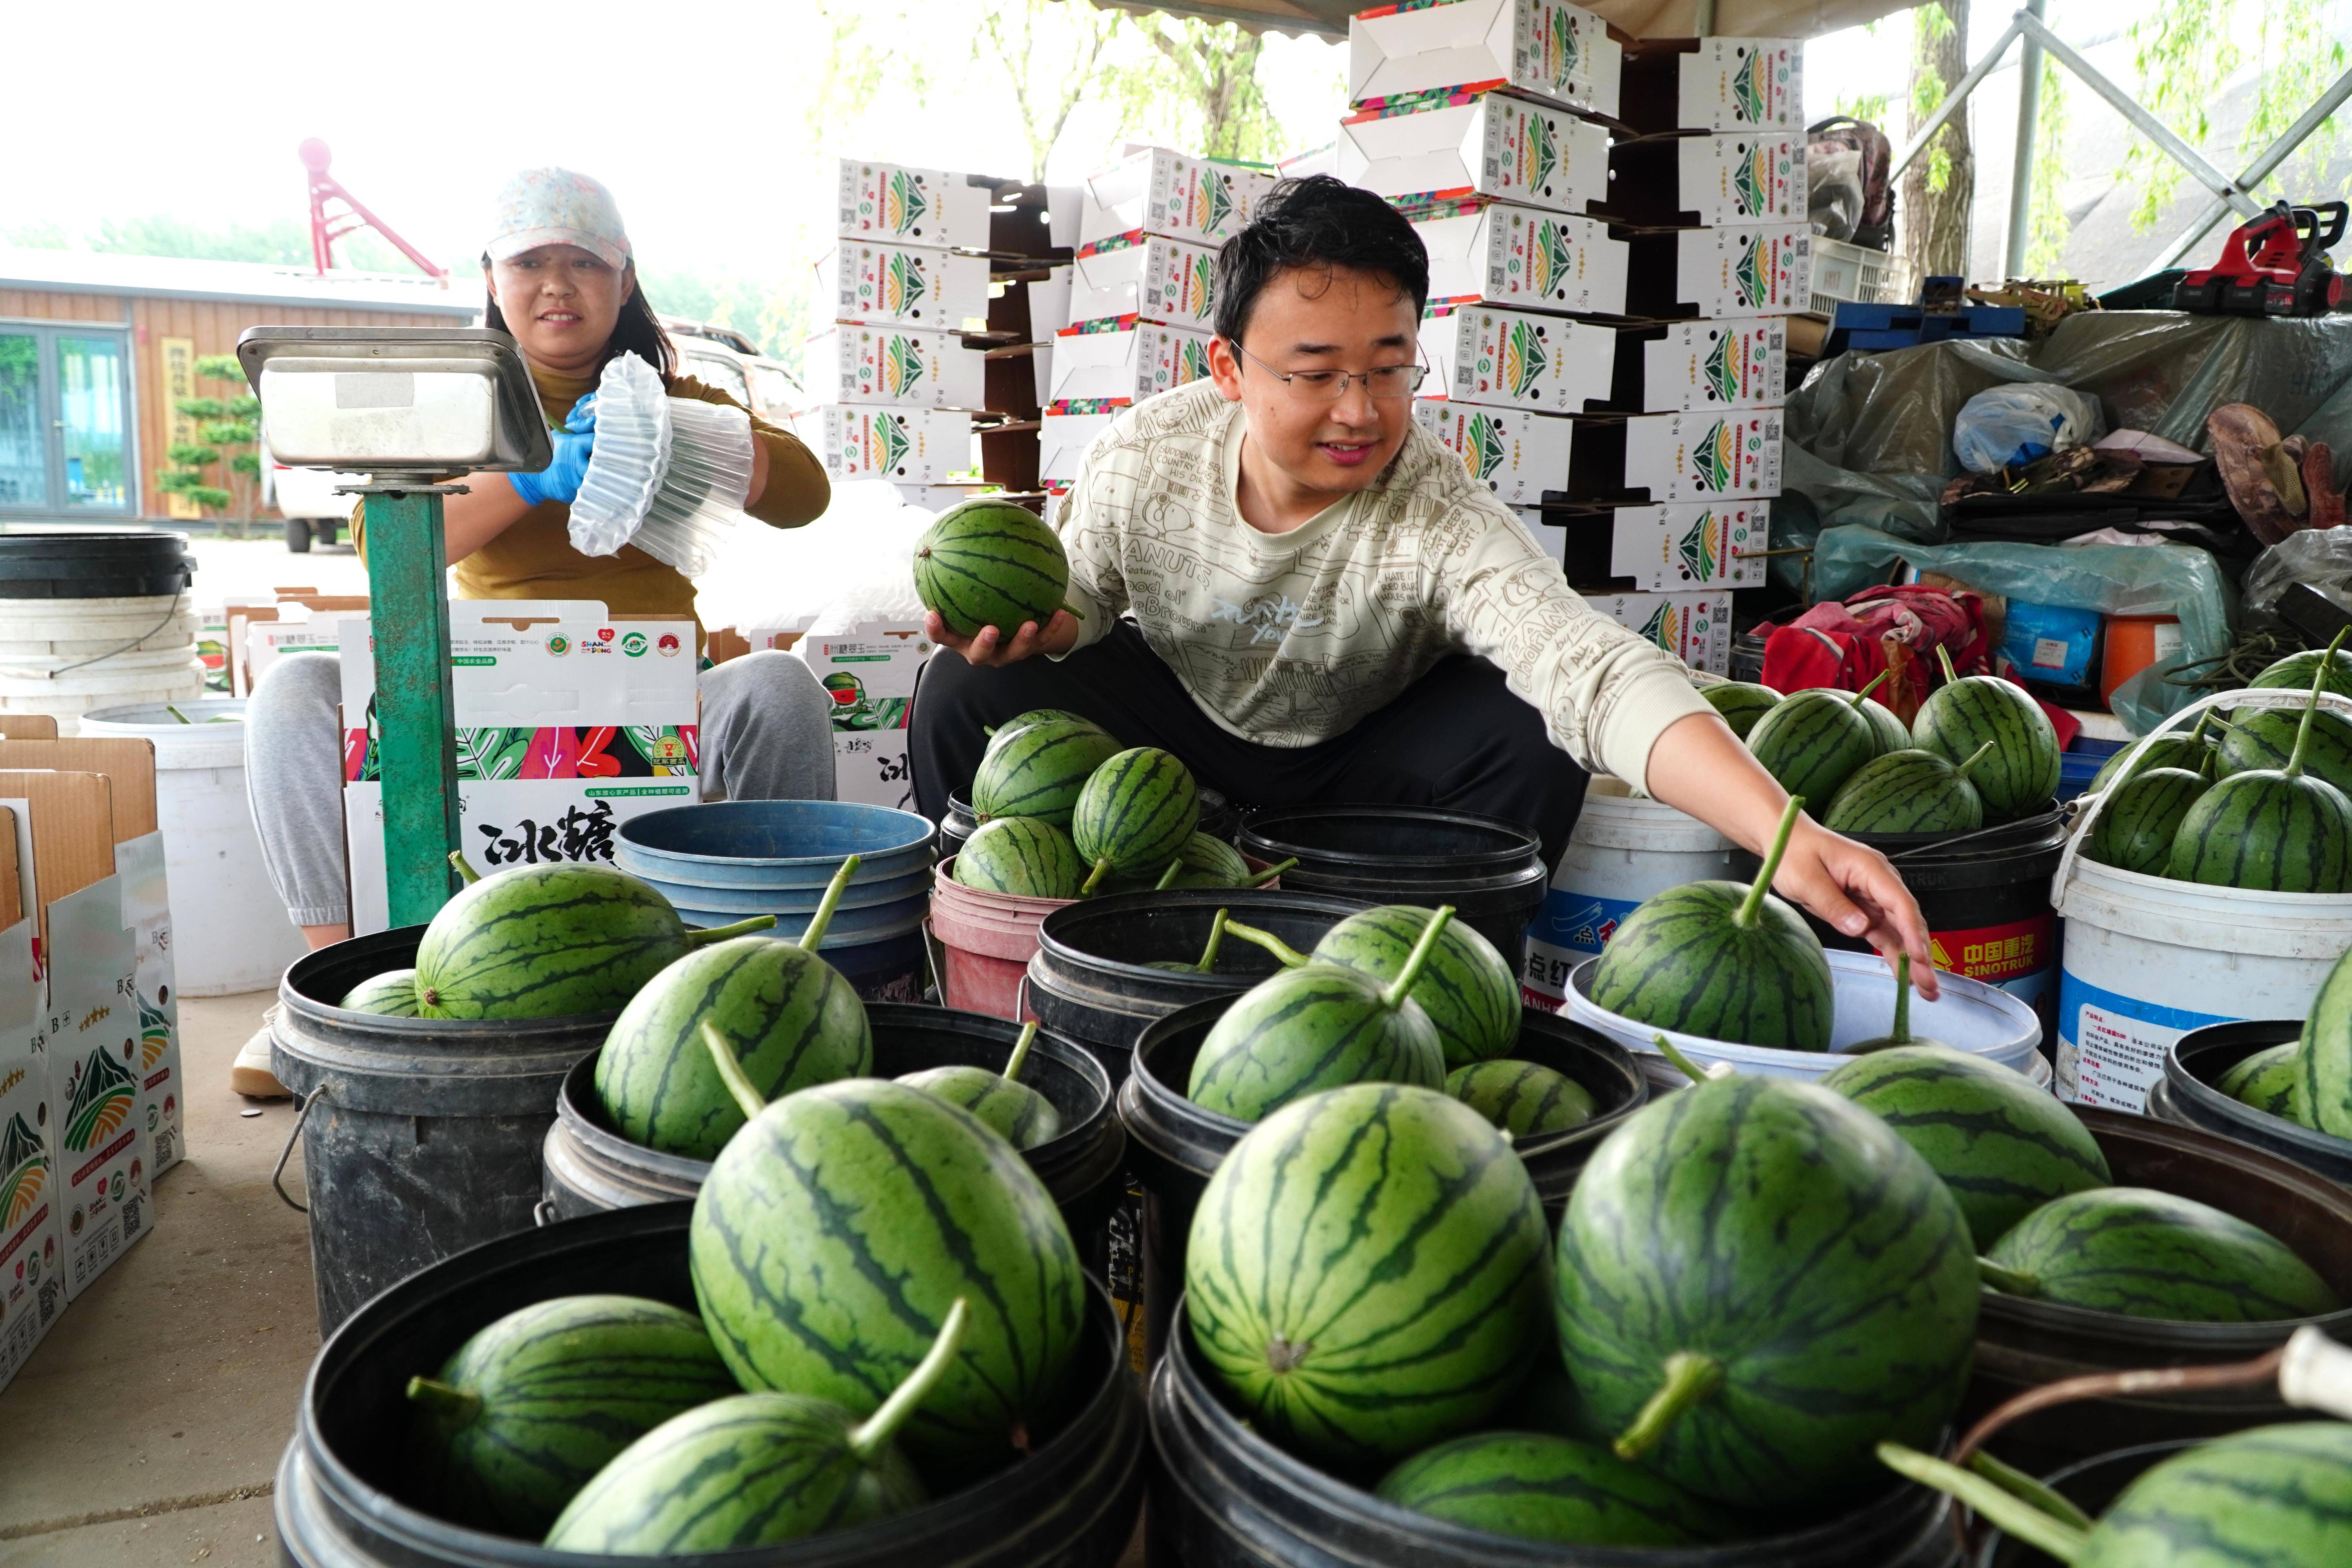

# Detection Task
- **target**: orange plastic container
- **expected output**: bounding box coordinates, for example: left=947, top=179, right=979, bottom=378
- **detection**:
left=2101, top=615, right=2182, bottom=704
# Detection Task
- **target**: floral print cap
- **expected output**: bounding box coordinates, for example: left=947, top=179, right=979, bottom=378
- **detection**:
left=485, top=167, right=631, bottom=270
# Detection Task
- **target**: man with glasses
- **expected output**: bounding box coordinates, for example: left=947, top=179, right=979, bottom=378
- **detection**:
left=911, top=175, right=1934, bottom=983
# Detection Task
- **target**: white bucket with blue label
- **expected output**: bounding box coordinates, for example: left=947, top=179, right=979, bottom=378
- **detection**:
left=1525, top=778, right=1729, bottom=1008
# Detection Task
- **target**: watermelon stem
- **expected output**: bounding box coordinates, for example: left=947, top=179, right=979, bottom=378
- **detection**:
left=2284, top=628, right=2350, bottom=782
left=1978, top=1258, right=2041, bottom=1297
left=699, top=1021, right=769, bottom=1121
left=1737, top=797, right=1806, bottom=929
left=1220, top=920, right=1309, bottom=969
left=1242, top=856, right=1298, bottom=889
left=1953, top=740, right=1998, bottom=784
left=1379, top=906, right=1456, bottom=1013
left=1888, top=952, right=1913, bottom=1045
left=404, top=1376, right=481, bottom=1425
left=848, top=1298, right=969, bottom=1461
left=1936, top=644, right=1962, bottom=685
left=447, top=852, right=481, bottom=886
left=797, top=855, right=864, bottom=950
left=1080, top=859, right=1112, bottom=897
left=1651, top=1032, right=1714, bottom=1085
left=1002, top=1021, right=1039, bottom=1083
left=1059, top=600, right=1087, bottom=622
left=1875, top=1443, right=2089, bottom=1562
left=1969, top=1450, right=2097, bottom=1535
left=1613, top=1350, right=1723, bottom=1461
left=1154, top=857, right=1184, bottom=891
left=1848, top=668, right=1892, bottom=707
left=1193, top=909, right=1230, bottom=974
left=685, top=915, right=780, bottom=947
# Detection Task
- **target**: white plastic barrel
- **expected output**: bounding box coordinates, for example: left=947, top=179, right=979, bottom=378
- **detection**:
left=0, top=594, right=204, bottom=731
left=80, top=699, right=307, bottom=996
left=1524, top=777, right=1730, bottom=1007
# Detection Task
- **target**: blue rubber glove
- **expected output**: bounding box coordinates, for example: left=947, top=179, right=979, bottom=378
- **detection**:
left=508, top=396, right=598, bottom=507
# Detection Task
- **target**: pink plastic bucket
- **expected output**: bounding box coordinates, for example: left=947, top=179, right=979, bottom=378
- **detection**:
left=928, top=859, right=1075, bottom=1020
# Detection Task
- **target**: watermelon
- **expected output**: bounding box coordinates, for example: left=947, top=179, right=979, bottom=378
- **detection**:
left=896, top=1020, right=1063, bottom=1151
left=1855, top=692, right=1913, bottom=757
left=2252, top=642, right=2352, bottom=697
left=2298, top=938, right=2352, bottom=1137
left=1882, top=1421, right=2352, bottom=1568
left=953, top=817, right=1085, bottom=899
left=1146, top=908, right=1230, bottom=974
left=1820, top=1042, right=2110, bottom=1248
left=1169, top=853, right=1294, bottom=892
left=1744, top=670, right=1892, bottom=807
left=1984, top=1186, right=2339, bottom=1322
left=2222, top=1042, right=2310, bottom=1125
left=1822, top=740, right=1997, bottom=835
left=1375, top=1432, right=1739, bottom=1548
left=2216, top=703, right=2352, bottom=795
left=596, top=859, right=872, bottom=1160
left=912, top=498, right=1080, bottom=638
left=1913, top=646, right=2061, bottom=819
left=2083, top=767, right=2208, bottom=876
left=2087, top=710, right=2220, bottom=795
left=1186, top=1082, right=1551, bottom=1466
left=982, top=708, right=1105, bottom=757
left=1226, top=906, right=1519, bottom=1069
left=1187, top=907, right=1454, bottom=1121
left=340, top=968, right=420, bottom=1016
left=689, top=1038, right=1086, bottom=1463
left=2167, top=652, right=2352, bottom=892
left=1698, top=680, right=1780, bottom=740
left=1554, top=1073, right=1979, bottom=1508
left=1586, top=797, right=1834, bottom=1053
left=414, top=857, right=773, bottom=1019
left=1446, top=1058, right=1596, bottom=1136
left=1836, top=952, right=1955, bottom=1056
left=970, top=719, right=1123, bottom=827
left=1071, top=747, right=1199, bottom=894
left=1174, top=831, right=1251, bottom=886
left=544, top=1300, right=967, bottom=1552
left=403, top=1294, right=738, bottom=1536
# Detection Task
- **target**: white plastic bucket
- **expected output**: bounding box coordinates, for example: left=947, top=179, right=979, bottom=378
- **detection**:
left=1566, top=948, right=2045, bottom=1083
left=0, top=593, right=203, bottom=731
left=1525, top=777, right=1730, bottom=1007
left=2052, top=686, right=2352, bottom=1113
left=79, top=699, right=308, bottom=996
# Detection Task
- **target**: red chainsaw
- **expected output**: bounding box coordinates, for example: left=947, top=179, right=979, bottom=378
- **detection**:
left=2173, top=200, right=2352, bottom=316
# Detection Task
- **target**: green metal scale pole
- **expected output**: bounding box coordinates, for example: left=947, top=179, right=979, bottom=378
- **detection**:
left=353, top=480, right=465, bottom=927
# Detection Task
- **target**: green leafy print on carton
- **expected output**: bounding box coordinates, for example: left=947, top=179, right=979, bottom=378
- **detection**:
left=1679, top=515, right=1727, bottom=582
left=1690, top=420, right=1738, bottom=492
left=1543, top=4, right=1581, bottom=91
left=1640, top=601, right=1682, bottom=653
left=1175, top=336, right=1212, bottom=387
left=882, top=335, right=927, bottom=399
left=1732, top=143, right=1770, bottom=217
left=63, top=1046, right=137, bottom=1154
left=455, top=728, right=532, bottom=782
left=883, top=170, right=928, bottom=235
left=863, top=413, right=911, bottom=472
left=136, top=992, right=171, bottom=1073
left=884, top=251, right=927, bottom=314
left=1734, top=235, right=1775, bottom=310
left=1531, top=221, right=1575, bottom=298
left=1704, top=331, right=1746, bottom=404
left=1733, top=48, right=1771, bottom=125
left=3, top=1111, right=48, bottom=1228
left=1503, top=318, right=1548, bottom=398
left=1515, top=108, right=1559, bottom=192
left=1465, top=412, right=1511, bottom=481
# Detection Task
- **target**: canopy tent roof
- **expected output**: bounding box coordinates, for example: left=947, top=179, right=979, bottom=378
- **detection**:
left=1090, top=0, right=1915, bottom=43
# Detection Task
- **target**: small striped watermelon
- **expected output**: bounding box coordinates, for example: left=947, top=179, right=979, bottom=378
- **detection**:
left=1698, top=680, right=1780, bottom=740
left=1744, top=671, right=1891, bottom=807
left=689, top=1049, right=1086, bottom=1464
left=1821, top=740, right=1996, bottom=835
left=1376, top=1432, right=1738, bottom=1547
left=970, top=719, right=1123, bottom=826
left=2217, top=703, right=2352, bottom=795
left=340, top=968, right=420, bottom=1016
left=1820, top=1043, right=2110, bottom=1248
left=545, top=1301, right=967, bottom=1552
left=1984, top=1187, right=2339, bottom=1322
left=982, top=708, right=1105, bottom=757
left=2298, top=940, right=2352, bottom=1137
left=1913, top=647, right=2060, bottom=819
left=2085, top=766, right=2208, bottom=876
left=896, top=1021, right=1062, bottom=1151
left=1554, top=1074, right=1979, bottom=1508
left=1586, top=797, right=1834, bottom=1053
left=953, top=817, right=1086, bottom=898
left=1174, top=831, right=1252, bottom=886
left=1187, top=1083, right=1551, bottom=1466
left=1072, top=747, right=1198, bottom=894
left=405, top=1294, right=739, bottom=1536
left=2167, top=658, right=2352, bottom=892
left=2253, top=642, right=2352, bottom=697
left=2222, top=1042, right=2310, bottom=1126
left=596, top=858, right=872, bottom=1160
left=2088, top=710, right=2220, bottom=795
left=1447, top=1058, right=1596, bottom=1136
left=1314, top=906, right=1520, bottom=1068
left=1855, top=693, right=1913, bottom=757
left=414, top=858, right=773, bottom=1019
left=913, top=499, right=1078, bottom=638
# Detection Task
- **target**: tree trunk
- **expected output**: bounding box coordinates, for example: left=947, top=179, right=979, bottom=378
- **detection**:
left=1902, top=0, right=1975, bottom=279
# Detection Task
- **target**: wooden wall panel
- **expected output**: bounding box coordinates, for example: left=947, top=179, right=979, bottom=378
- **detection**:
left=0, top=289, right=127, bottom=323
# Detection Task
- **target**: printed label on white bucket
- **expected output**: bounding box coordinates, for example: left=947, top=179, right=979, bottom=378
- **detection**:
left=1522, top=889, right=1640, bottom=1005
left=2056, top=971, right=2233, bottom=1111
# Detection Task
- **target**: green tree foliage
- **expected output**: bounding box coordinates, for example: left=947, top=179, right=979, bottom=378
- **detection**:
left=978, top=0, right=1120, bottom=180
left=155, top=356, right=258, bottom=521
left=1101, top=18, right=1285, bottom=163
left=1902, top=0, right=1975, bottom=279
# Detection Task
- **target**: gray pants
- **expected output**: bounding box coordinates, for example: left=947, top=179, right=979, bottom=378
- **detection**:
left=245, top=649, right=837, bottom=927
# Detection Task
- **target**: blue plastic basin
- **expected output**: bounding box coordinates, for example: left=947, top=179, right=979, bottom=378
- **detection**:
left=616, top=800, right=936, bottom=889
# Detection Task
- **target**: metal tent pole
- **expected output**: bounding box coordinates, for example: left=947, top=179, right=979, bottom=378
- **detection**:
left=2149, top=65, right=2352, bottom=271
left=2003, top=0, right=2048, bottom=278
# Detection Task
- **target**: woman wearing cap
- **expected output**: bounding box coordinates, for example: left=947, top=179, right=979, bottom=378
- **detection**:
left=233, top=169, right=835, bottom=1095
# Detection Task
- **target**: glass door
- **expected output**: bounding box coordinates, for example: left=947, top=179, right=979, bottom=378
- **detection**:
left=0, top=333, right=43, bottom=509
left=0, top=324, right=136, bottom=517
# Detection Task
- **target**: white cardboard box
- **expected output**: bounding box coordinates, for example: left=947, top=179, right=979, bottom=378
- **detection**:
left=804, top=325, right=987, bottom=411
left=1622, top=37, right=1805, bottom=132
left=1277, top=143, right=1339, bottom=179
left=1622, top=409, right=1784, bottom=502
left=1421, top=305, right=1613, bottom=415
left=1041, top=412, right=1118, bottom=486
left=1610, top=501, right=1771, bottom=590
left=1415, top=200, right=1626, bottom=317
left=1049, top=325, right=1213, bottom=410
left=1609, top=133, right=1808, bottom=226
left=1078, top=149, right=1274, bottom=249
left=1637, top=318, right=1787, bottom=412
left=1588, top=590, right=1734, bottom=673
left=1412, top=400, right=1574, bottom=505
left=0, top=862, right=60, bottom=1392
left=1635, top=226, right=1813, bottom=317
left=794, top=407, right=972, bottom=485
left=816, top=242, right=989, bottom=330
left=1068, top=233, right=1219, bottom=332
left=836, top=159, right=991, bottom=250
left=1339, top=91, right=1609, bottom=216
left=797, top=624, right=935, bottom=813
left=1350, top=0, right=1621, bottom=119
left=1028, top=267, right=1074, bottom=338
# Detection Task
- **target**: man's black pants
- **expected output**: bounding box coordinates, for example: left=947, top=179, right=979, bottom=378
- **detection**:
left=908, top=622, right=1590, bottom=871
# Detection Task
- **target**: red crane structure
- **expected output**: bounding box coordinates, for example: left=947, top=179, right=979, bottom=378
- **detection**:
left=300, top=137, right=447, bottom=281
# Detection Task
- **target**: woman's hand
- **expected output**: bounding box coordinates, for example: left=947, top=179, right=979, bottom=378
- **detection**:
left=925, top=608, right=1082, bottom=667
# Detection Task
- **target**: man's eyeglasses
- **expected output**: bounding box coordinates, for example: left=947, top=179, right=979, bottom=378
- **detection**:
left=1229, top=340, right=1429, bottom=402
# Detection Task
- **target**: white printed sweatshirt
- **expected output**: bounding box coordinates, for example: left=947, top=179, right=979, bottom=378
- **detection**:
left=1054, top=379, right=1714, bottom=785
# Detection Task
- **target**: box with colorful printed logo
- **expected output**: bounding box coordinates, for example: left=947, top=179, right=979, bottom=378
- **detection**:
left=1412, top=399, right=1575, bottom=506
left=803, top=325, right=987, bottom=412
left=1587, top=590, right=1734, bottom=674
left=797, top=623, right=936, bottom=816
left=1621, top=409, right=1783, bottom=503
left=1420, top=305, right=1613, bottom=415
left=1047, top=324, right=1213, bottom=410
left=1414, top=199, right=1626, bottom=317
left=339, top=604, right=701, bottom=936
left=1603, top=133, right=1808, bottom=227
left=1067, top=233, right=1219, bottom=333
left=1338, top=89, right=1609, bottom=217
left=1609, top=501, right=1770, bottom=591
left=1349, top=0, right=1621, bottom=119
left=1619, top=37, right=1805, bottom=134
left=793, top=406, right=972, bottom=486
left=816, top=242, right=989, bottom=331
left=1626, top=225, right=1812, bottom=319
left=1622, top=317, right=1787, bottom=412
left=1041, top=411, right=1118, bottom=486
left=1077, top=148, right=1274, bottom=249
left=835, top=159, right=991, bottom=251
left=0, top=819, right=62, bottom=1394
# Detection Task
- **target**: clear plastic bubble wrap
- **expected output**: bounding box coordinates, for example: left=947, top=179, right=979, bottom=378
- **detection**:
left=568, top=351, right=670, bottom=557
left=566, top=350, right=754, bottom=577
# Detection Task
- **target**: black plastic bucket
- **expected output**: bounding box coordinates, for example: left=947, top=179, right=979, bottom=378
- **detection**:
left=1118, top=996, right=1646, bottom=1366
left=0, top=528, right=195, bottom=598
left=1236, top=804, right=1548, bottom=966
left=1149, top=1294, right=1958, bottom=1568
left=2149, top=1019, right=2352, bottom=1187
left=1025, top=888, right=1372, bottom=1085
left=541, top=1004, right=1126, bottom=1247
left=272, top=927, right=614, bottom=1335
left=1966, top=1105, right=2352, bottom=1475
left=1973, top=1440, right=2191, bottom=1568
left=941, top=786, right=1239, bottom=862
left=274, top=1202, right=1146, bottom=1568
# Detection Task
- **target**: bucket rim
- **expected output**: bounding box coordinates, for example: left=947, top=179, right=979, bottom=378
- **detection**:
left=1033, top=887, right=1381, bottom=999
left=1236, top=802, right=1541, bottom=873
left=2165, top=1020, right=2352, bottom=1163
left=616, top=799, right=937, bottom=870
left=933, top=857, right=1080, bottom=917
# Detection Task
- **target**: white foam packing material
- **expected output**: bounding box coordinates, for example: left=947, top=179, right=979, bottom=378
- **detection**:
left=568, top=352, right=671, bottom=557
left=693, top=481, right=934, bottom=637
left=630, top=397, right=753, bottom=578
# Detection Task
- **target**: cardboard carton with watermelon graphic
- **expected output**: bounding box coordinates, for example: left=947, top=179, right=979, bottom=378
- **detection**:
left=1412, top=399, right=1575, bottom=505
left=1625, top=224, right=1812, bottom=318
left=1618, top=37, right=1805, bottom=133
left=793, top=406, right=971, bottom=485
left=1414, top=198, right=1627, bottom=317
left=835, top=159, right=991, bottom=251
left=0, top=813, right=62, bottom=1393
left=1067, top=233, right=1219, bottom=334
left=797, top=624, right=935, bottom=815
left=1339, top=89, right=1608, bottom=217
left=1622, top=409, right=1784, bottom=502
left=1048, top=324, right=1213, bottom=410
left=1420, top=304, right=1614, bottom=414
left=1077, top=147, right=1274, bottom=249
left=1350, top=0, right=1621, bottom=120
left=815, top=242, right=989, bottom=331
left=1603, top=133, right=1808, bottom=227
left=803, top=325, right=987, bottom=412
left=1609, top=501, right=1770, bottom=590
left=1588, top=590, right=1734, bottom=674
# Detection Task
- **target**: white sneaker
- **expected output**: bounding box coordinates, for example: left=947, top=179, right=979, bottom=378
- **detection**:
left=232, top=1014, right=289, bottom=1099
